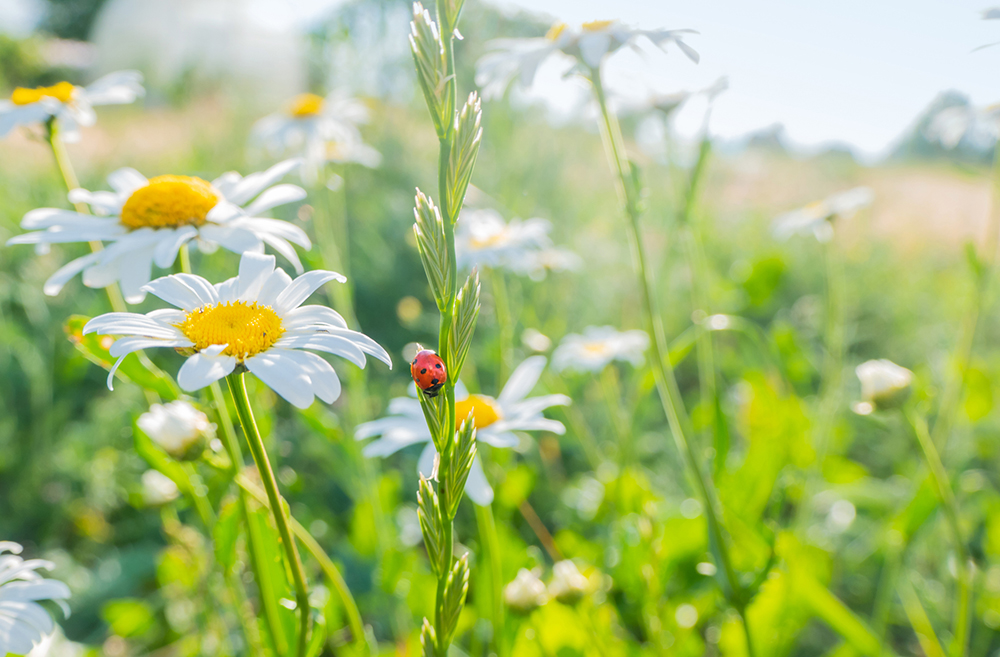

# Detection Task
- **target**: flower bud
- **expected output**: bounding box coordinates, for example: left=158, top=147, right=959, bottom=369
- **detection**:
left=137, top=400, right=215, bottom=461
left=855, top=359, right=913, bottom=412
left=504, top=568, right=547, bottom=613
left=548, top=560, right=590, bottom=604
left=142, top=470, right=179, bottom=506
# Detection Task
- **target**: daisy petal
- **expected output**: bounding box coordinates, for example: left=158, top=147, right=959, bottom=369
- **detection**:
left=107, top=168, right=148, bottom=196
left=497, top=355, right=547, bottom=405
left=464, top=455, right=494, bottom=506
left=177, top=351, right=237, bottom=391
left=245, top=351, right=315, bottom=408
left=236, top=252, right=277, bottom=302
left=274, top=270, right=347, bottom=315
left=243, top=184, right=307, bottom=216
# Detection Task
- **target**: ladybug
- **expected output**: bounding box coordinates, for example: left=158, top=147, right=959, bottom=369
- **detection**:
left=411, top=349, right=447, bottom=397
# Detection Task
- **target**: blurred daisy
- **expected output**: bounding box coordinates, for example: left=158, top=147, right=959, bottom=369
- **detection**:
left=251, top=92, right=380, bottom=182
left=0, top=542, right=71, bottom=656
left=0, top=71, right=143, bottom=142
left=456, top=208, right=577, bottom=279
left=356, top=356, right=569, bottom=506
left=83, top=251, right=391, bottom=409
left=504, top=568, right=547, bottom=613
left=853, top=359, right=913, bottom=414
left=137, top=400, right=215, bottom=461
left=7, top=159, right=311, bottom=303
left=552, top=325, right=649, bottom=373
left=476, top=20, right=698, bottom=99
left=548, top=560, right=590, bottom=604
left=142, top=470, right=180, bottom=506
left=926, top=104, right=1000, bottom=149
left=772, top=187, right=873, bottom=243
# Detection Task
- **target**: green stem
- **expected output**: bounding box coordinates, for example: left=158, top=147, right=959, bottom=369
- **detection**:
left=491, top=268, right=514, bottom=386
left=589, top=66, right=750, bottom=653
left=599, top=366, right=631, bottom=465
left=227, top=372, right=311, bottom=657
left=872, top=543, right=902, bottom=652
left=475, top=502, right=506, bottom=657
left=904, top=409, right=970, bottom=657
left=816, top=240, right=846, bottom=461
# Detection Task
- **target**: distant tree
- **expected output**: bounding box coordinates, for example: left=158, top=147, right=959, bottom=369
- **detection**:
left=41, top=0, right=109, bottom=40
left=889, top=90, right=995, bottom=165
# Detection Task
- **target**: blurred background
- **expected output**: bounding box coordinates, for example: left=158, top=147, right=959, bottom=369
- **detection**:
left=1, top=0, right=999, bottom=655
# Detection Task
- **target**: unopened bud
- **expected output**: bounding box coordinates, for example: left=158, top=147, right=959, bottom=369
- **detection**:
left=504, top=568, right=547, bottom=613
left=855, top=359, right=913, bottom=412
left=548, top=560, right=590, bottom=604
left=137, top=400, right=214, bottom=461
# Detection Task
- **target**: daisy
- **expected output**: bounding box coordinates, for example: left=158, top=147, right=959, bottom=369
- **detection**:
left=0, top=542, right=71, bottom=656
left=355, top=356, right=569, bottom=506
left=475, top=20, right=698, bottom=99
left=251, top=92, right=380, bottom=182
left=853, top=359, right=913, bottom=414
left=7, top=159, right=311, bottom=303
left=141, top=470, right=180, bottom=506
left=772, top=187, right=874, bottom=243
left=137, top=400, right=215, bottom=460
left=82, top=251, right=391, bottom=409
left=456, top=208, right=577, bottom=278
left=0, top=71, right=144, bottom=142
left=552, top=326, right=649, bottom=373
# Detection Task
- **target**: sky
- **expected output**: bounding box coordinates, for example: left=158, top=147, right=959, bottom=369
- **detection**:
left=2, top=0, right=996, bottom=157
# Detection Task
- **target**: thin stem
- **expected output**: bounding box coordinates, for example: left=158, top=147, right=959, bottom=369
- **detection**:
left=589, top=66, right=750, bottom=653
left=872, top=544, right=903, bottom=652
left=227, top=372, right=311, bottom=657
left=475, top=503, right=506, bottom=657
left=518, top=500, right=563, bottom=562
left=815, top=240, right=846, bottom=460
left=904, top=408, right=970, bottom=657
left=490, top=268, right=514, bottom=386
left=599, top=366, right=631, bottom=465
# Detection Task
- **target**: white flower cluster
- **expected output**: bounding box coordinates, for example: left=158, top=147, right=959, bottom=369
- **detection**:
left=456, top=208, right=580, bottom=280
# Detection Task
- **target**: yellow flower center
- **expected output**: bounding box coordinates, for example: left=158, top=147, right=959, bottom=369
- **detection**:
left=120, top=175, right=220, bottom=230
left=11, top=81, right=76, bottom=106
left=546, top=22, right=569, bottom=41
left=583, top=342, right=611, bottom=356
left=455, top=394, right=502, bottom=429
left=288, top=93, right=325, bottom=117
left=470, top=229, right=508, bottom=250
left=176, top=301, right=285, bottom=361
left=582, top=19, right=615, bottom=32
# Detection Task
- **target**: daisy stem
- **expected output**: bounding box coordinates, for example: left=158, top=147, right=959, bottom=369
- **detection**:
left=227, top=371, right=312, bottom=657
left=903, top=408, right=970, bottom=657
left=475, top=502, right=506, bottom=657
left=589, top=66, right=752, bottom=655
left=815, top=240, right=846, bottom=461
left=490, top=268, right=514, bottom=386
left=599, top=366, right=631, bottom=465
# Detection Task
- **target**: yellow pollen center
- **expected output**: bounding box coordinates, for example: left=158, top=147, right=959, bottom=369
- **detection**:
left=582, top=19, right=615, bottom=32
left=120, top=175, right=220, bottom=230
left=546, top=22, right=569, bottom=41
left=11, top=81, right=76, bottom=105
left=289, top=93, right=325, bottom=117
left=176, top=301, right=284, bottom=361
left=470, top=230, right=508, bottom=250
left=455, top=394, right=502, bottom=429
left=583, top=342, right=611, bottom=356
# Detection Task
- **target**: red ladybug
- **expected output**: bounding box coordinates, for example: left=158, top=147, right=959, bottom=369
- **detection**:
left=411, top=349, right=447, bottom=397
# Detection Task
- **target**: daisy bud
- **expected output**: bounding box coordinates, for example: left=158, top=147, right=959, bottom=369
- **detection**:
left=409, top=2, right=453, bottom=139
left=142, top=470, right=180, bottom=506
left=855, top=359, right=913, bottom=412
left=548, top=560, right=591, bottom=604
left=413, top=189, right=453, bottom=310
left=504, top=568, right=547, bottom=613
left=446, top=93, right=483, bottom=221
left=137, top=400, right=215, bottom=461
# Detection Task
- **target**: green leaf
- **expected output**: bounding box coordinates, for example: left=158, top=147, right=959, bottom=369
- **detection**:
left=65, top=314, right=179, bottom=400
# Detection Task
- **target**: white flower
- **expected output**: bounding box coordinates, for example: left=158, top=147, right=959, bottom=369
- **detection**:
left=142, top=470, right=179, bottom=506
left=855, top=359, right=913, bottom=412
left=456, top=208, right=577, bottom=279
left=7, top=159, right=311, bottom=303
left=355, top=356, right=569, bottom=506
left=251, top=92, right=380, bottom=183
left=476, top=20, right=698, bottom=99
left=25, top=628, right=85, bottom=657
left=552, top=326, right=649, bottom=373
left=772, top=187, right=874, bottom=243
left=0, top=71, right=144, bottom=142
left=137, top=400, right=215, bottom=460
left=0, top=542, right=71, bottom=656
left=927, top=104, right=1000, bottom=149
left=82, top=251, right=392, bottom=409
left=504, top=568, right=547, bottom=613
left=521, top=328, right=552, bottom=353
left=548, top=560, right=590, bottom=604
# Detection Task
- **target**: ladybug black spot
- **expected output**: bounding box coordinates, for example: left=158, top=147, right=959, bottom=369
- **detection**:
left=431, top=378, right=439, bottom=385
left=435, top=363, right=442, bottom=369
left=421, top=368, right=427, bottom=374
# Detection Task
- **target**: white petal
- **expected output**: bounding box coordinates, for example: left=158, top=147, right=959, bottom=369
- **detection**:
left=273, top=333, right=367, bottom=368
left=142, top=273, right=218, bottom=309
left=177, top=352, right=237, bottom=391
left=20, top=208, right=93, bottom=229
left=269, top=348, right=342, bottom=403
left=152, top=226, right=199, bottom=268
left=256, top=268, right=294, bottom=307
left=236, top=252, right=277, bottom=302
left=42, top=252, right=102, bottom=296
left=259, top=233, right=304, bottom=274
left=109, top=336, right=190, bottom=358
left=477, top=429, right=519, bottom=448
left=106, top=168, right=148, bottom=196
left=243, top=184, right=307, bottom=216
left=67, top=189, right=124, bottom=215
left=417, top=442, right=438, bottom=479
left=117, top=246, right=155, bottom=303
left=283, top=305, right=348, bottom=330
left=245, top=351, right=314, bottom=408
left=274, top=270, right=347, bottom=315
left=198, top=224, right=264, bottom=255
left=464, top=455, right=494, bottom=506
left=498, top=356, right=547, bottom=406
left=226, top=159, right=303, bottom=206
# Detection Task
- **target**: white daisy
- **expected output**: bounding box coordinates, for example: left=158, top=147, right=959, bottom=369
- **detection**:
left=456, top=208, right=576, bottom=278
left=504, top=568, right=547, bottom=613
left=7, top=159, right=311, bottom=303
left=854, top=359, right=913, bottom=414
left=772, top=187, right=874, bottom=243
left=355, top=356, right=569, bottom=506
left=141, top=470, right=180, bottom=506
left=82, top=251, right=391, bottom=409
left=0, top=71, right=144, bottom=142
left=552, top=325, right=649, bottom=373
left=476, top=20, right=698, bottom=99
left=137, top=400, right=215, bottom=460
left=0, top=542, right=71, bottom=657
left=251, top=92, right=380, bottom=182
